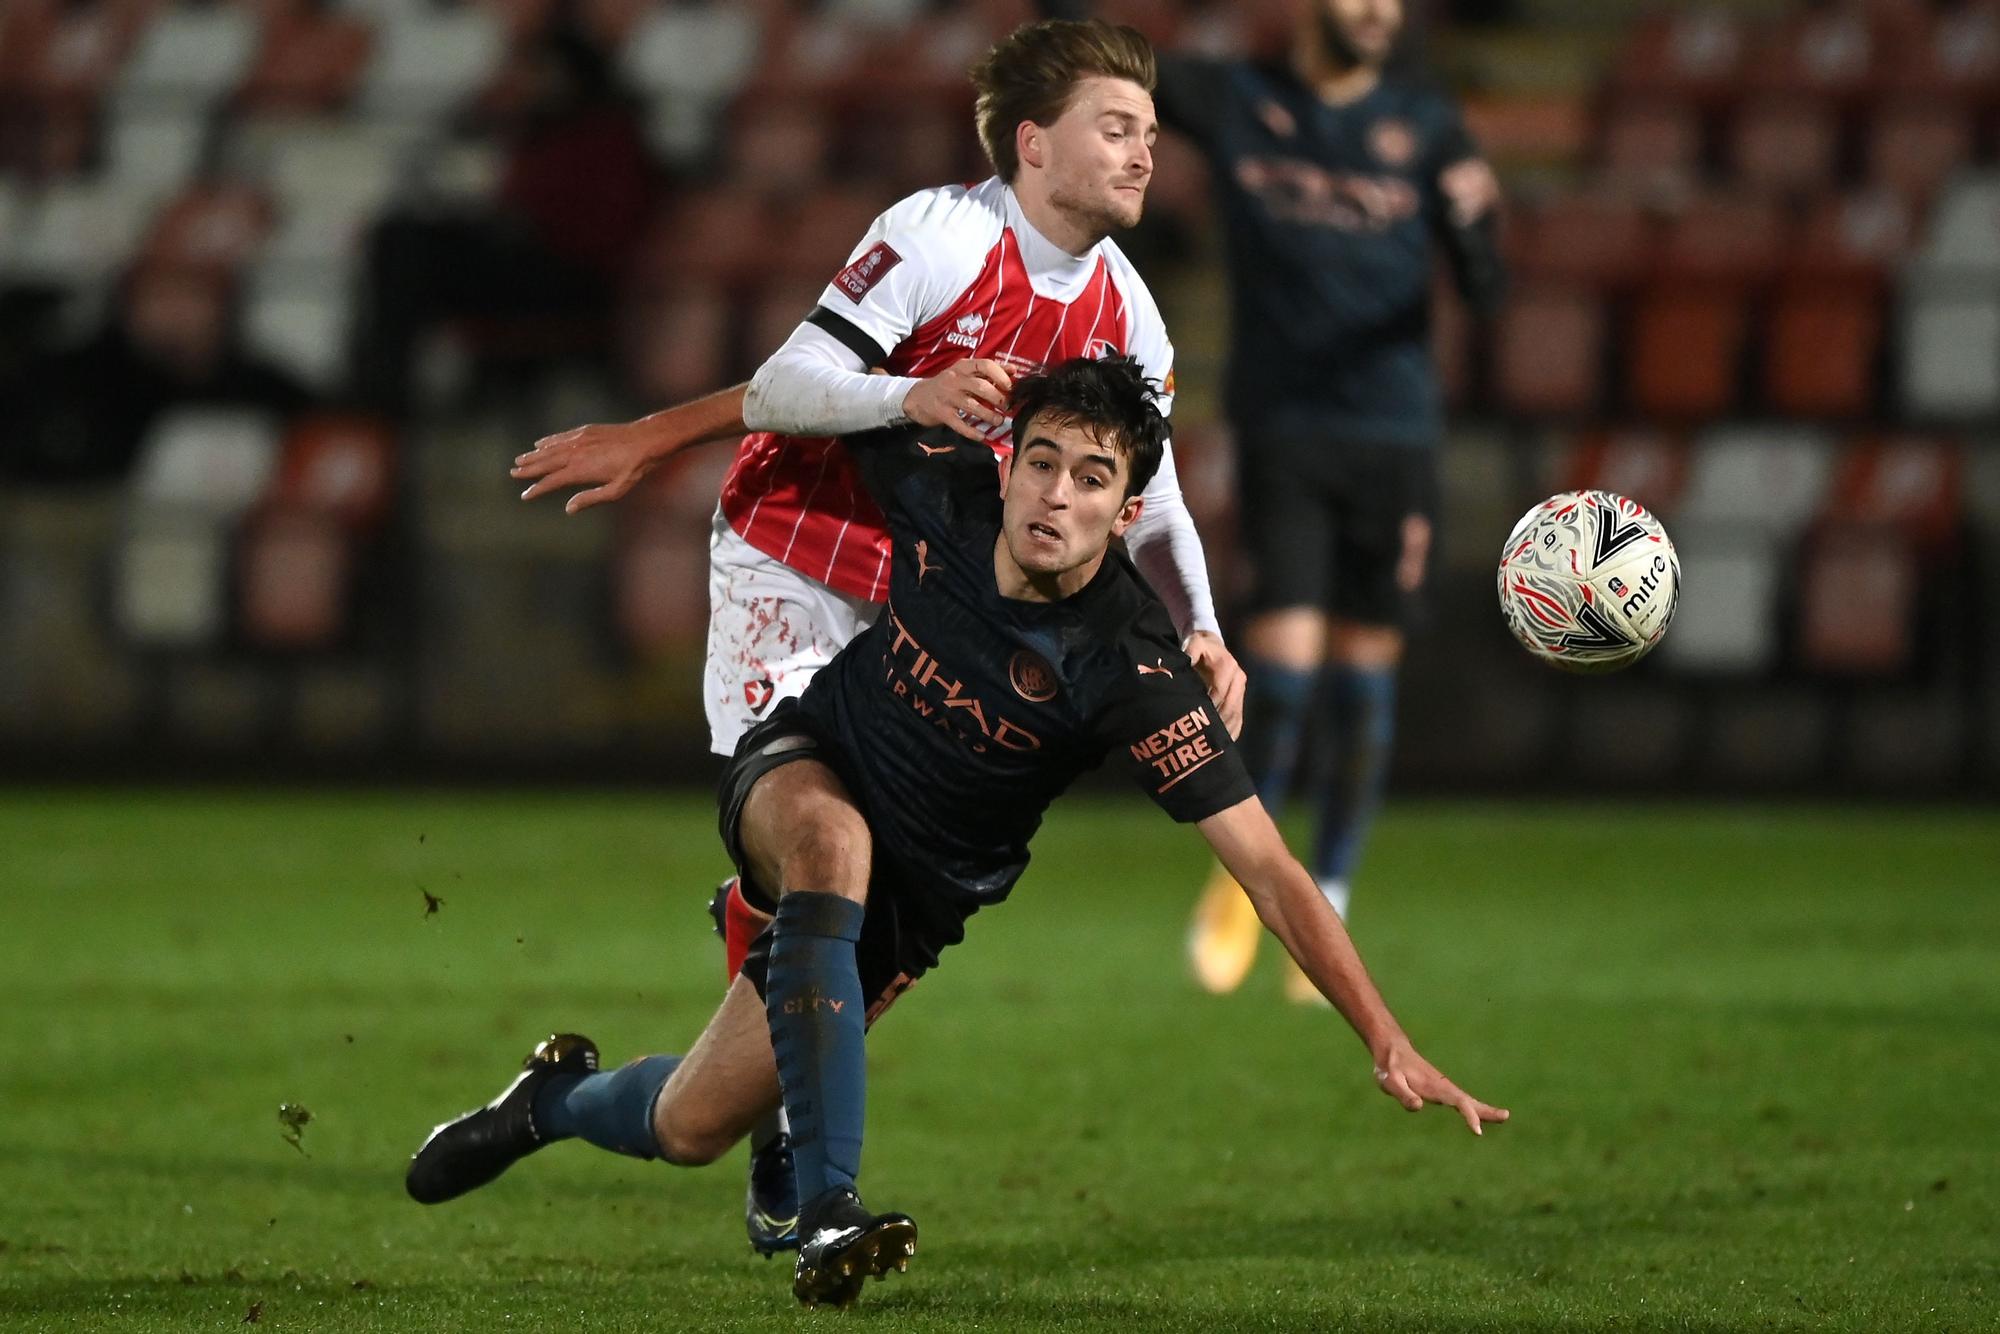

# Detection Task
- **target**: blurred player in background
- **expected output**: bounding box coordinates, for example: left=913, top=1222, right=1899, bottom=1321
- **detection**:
left=410, top=357, right=1507, bottom=1309
left=1046, top=0, right=1505, bottom=999
left=509, top=18, right=1246, bottom=1254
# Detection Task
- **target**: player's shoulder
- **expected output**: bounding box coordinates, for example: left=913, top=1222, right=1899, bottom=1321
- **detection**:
left=1380, top=70, right=1467, bottom=125
left=873, top=178, right=1008, bottom=262
left=1096, top=239, right=1172, bottom=368
left=1086, top=552, right=1187, bottom=663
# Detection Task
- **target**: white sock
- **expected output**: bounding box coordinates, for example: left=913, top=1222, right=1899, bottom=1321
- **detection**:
left=1318, top=878, right=1350, bottom=920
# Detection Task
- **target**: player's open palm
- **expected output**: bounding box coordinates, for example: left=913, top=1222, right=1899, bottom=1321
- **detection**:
left=1373, top=1038, right=1509, bottom=1136
left=903, top=359, right=1013, bottom=441
left=512, top=422, right=656, bottom=515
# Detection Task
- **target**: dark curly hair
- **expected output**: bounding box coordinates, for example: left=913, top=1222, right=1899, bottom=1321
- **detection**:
left=1008, top=355, right=1168, bottom=499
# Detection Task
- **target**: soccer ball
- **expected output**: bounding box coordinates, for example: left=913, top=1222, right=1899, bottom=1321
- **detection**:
left=1497, top=490, right=1680, bottom=673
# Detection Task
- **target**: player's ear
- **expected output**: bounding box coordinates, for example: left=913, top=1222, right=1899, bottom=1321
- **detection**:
left=1111, top=493, right=1143, bottom=538
left=996, top=451, right=1013, bottom=494
left=1016, top=120, right=1044, bottom=173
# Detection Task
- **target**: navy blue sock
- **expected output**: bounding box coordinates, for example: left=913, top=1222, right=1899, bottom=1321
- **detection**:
left=1237, top=656, right=1319, bottom=813
left=530, top=1054, right=679, bottom=1159
left=1311, top=665, right=1398, bottom=885
left=764, top=891, right=867, bottom=1206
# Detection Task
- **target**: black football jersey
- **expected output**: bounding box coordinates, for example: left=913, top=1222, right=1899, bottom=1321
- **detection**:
left=1156, top=57, right=1492, bottom=445
left=794, top=428, right=1255, bottom=913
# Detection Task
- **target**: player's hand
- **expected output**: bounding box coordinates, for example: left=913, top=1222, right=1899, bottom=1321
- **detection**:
left=1372, top=1038, right=1509, bottom=1136
left=1183, top=631, right=1246, bottom=738
left=511, top=421, right=663, bottom=515
left=903, top=359, right=1013, bottom=442
left=1439, top=157, right=1501, bottom=227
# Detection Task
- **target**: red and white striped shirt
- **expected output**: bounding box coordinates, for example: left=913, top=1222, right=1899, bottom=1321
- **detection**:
left=720, top=178, right=1178, bottom=604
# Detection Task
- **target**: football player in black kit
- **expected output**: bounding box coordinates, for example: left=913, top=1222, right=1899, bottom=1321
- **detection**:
left=1042, top=0, right=1506, bottom=997
left=404, top=357, right=1507, bottom=1309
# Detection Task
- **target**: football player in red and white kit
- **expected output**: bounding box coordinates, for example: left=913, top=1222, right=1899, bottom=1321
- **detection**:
left=508, top=18, right=1244, bottom=1254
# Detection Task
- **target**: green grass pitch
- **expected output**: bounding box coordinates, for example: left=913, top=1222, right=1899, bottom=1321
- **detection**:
left=2, top=792, right=1995, bottom=1331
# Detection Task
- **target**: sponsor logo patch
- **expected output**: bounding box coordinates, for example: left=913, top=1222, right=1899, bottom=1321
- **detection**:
left=744, top=678, right=774, bottom=714
left=945, top=311, right=986, bottom=349
left=833, top=241, right=902, bottom=303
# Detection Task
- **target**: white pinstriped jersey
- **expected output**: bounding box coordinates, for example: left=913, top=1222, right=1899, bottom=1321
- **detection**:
left=718, top=177, right=1177, bottom=602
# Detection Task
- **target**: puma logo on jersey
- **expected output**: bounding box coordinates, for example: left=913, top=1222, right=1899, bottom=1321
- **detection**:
left=913, top=540, right=941, bottom=584
left=1137, top=659, right=1174, bottom=679
left=917, top=442, right=954, bottom=457
left=945, top=311, right=986, bottom=349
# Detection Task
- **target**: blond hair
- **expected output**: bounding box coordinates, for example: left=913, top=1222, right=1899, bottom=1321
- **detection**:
left=971, top=19, right=1156, bottom=183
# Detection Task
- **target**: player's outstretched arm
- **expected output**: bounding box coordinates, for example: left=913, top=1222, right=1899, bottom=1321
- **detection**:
left=1196, top=797, right=1510, bottom=1136
left=511, top=384, right=750, bottom=515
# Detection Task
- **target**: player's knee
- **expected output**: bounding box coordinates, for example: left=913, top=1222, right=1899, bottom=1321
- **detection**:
left=779, top=805, right=871, bottom=900
left=651, top=1102, right=735, bottom=1167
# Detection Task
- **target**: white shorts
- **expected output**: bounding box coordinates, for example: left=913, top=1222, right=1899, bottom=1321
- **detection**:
left=703, top=509, right=879, bottom=756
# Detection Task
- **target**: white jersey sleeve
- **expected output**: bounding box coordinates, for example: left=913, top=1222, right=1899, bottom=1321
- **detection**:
left=741, top=183, right=1001, bottom=436
left=1104, top=242, right=1220, bottom=641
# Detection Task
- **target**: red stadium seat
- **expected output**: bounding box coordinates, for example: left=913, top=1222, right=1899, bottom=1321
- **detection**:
left=1493, top=282, right=1604, bottom=418
left=1560, top=428, right=1689, bottom=513
left=622, top=287, right=731, bottom=404
left=1628, top=288, right=1750, bottom=418
left=235, top=8, right=373, bottom=114
left=1789, top=189, right=1916, bottom=280
left=1864, top=101, right=1972, bottom=202
left=1513, top=192, right=1655, bottom=291
left=1727, top=98, right=1839, bottom=196
left=1598, top=100, right=1702, bottom=191
left=1797, top=528, right=1917, bottom=675
left=1824, top=434, right=1963, bottom=549
left=1763, top=284, right=1884, bottom=419
left=770, top=187, right=886, bottom=283
left=615, top=513, right=711, bottom=657
left=1750, top=9, right=1879, bottom=104
left=1610, top=11, right=1748, bottom=108
left=728, top=98, right=832, bottom=194
left=267, top=415, right=397, bottom=530
left=1879, top=7, right=2000, bottom=104
left=746, top=280, right=829, bottom=366
left=641, top=188, right=782, bottom=288
left=139, top=183, right=275, bottom=275
left=1658, top=194, right=1787, bottom=287
left=239, top=509, right=350, bottom=651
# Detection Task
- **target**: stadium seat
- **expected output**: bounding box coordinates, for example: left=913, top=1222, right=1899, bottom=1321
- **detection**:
left=1513, top=191, right=1654, bottom=291
left=238, top=509, right=351, bottom=651
left=139, top=182, right=274, bottom=274
left=1627, top=287, right=1749, bottom=418
left=115, top=517, right=232, bottom=650
left=1609, top=10, right=1747, bottom=107
left=622, top=288, right=731, bottom=404
left=621, top=5, right=760, bottom=106
left=1657, top=193, right=1787, bottom=286
left=1656, top=539, right=1783, bottom=674
left=234, top=7, right=374, bottom=114
left=1763, top=283, right=1883, bottom=419
left=1880, top=6, right=2000, bottom=103
left=1789, top=188, right=1915, bottom=280
left=360, top=7, right=506, bottom=121
left=1864, top=101, right=1972, bottom=203
left=1727, top=98, right=1839, bottom=197
left=267, top=414, right=397, bottom=529
left=133, top=407, right=285, bottom=518
left=641, top=187, right=782, bottom=287
left=1750, top=8, right=1878, bottom=104
left=102, top=106, right=208, bottom=191
left=727, top=99, right=832, bottom=193
left=1899, top=281, right=2000, bottom=419
left=0, top=0, right=144, bottom=110
left=11, top=180, right=166, bottom=285
left=1492, top=282, right=1604, bottom=418
left=115, top=3, right=257, bottom=109
left=1598, top=100, right=1702, bottom=191
left=1824, top=434, right=1963, bottom=549
left=746, top=281, right=830, bottom=365
left=772, top=189, right=886, bottom=282
left=1917, top=173, right=2000, bottom=272
left=242, top=267, right=354, bottom=394
left=614, top=514, right=711, bottom=657
left=1558, top=427, right=1689, bottom=515
left=1797, top=528, right=1917, bottom=675
left=1679, top=424, right=1837, bottom=538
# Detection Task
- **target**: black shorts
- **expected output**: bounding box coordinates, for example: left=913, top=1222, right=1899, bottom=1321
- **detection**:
left=715, top=703, right=968, bottom=1022
left=1234, top=431, right=1439, bottom=626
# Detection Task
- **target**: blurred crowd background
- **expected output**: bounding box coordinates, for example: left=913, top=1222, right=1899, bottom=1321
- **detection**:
left=1, top=0, right=1996, bottom=794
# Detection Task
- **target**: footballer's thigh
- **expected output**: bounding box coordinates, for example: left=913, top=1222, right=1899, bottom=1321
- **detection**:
left=736, top=757, right=873, bottom=904
left=652, top=975, right=781, bottom=1165
left=703, top=510, right=878, bottom=756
